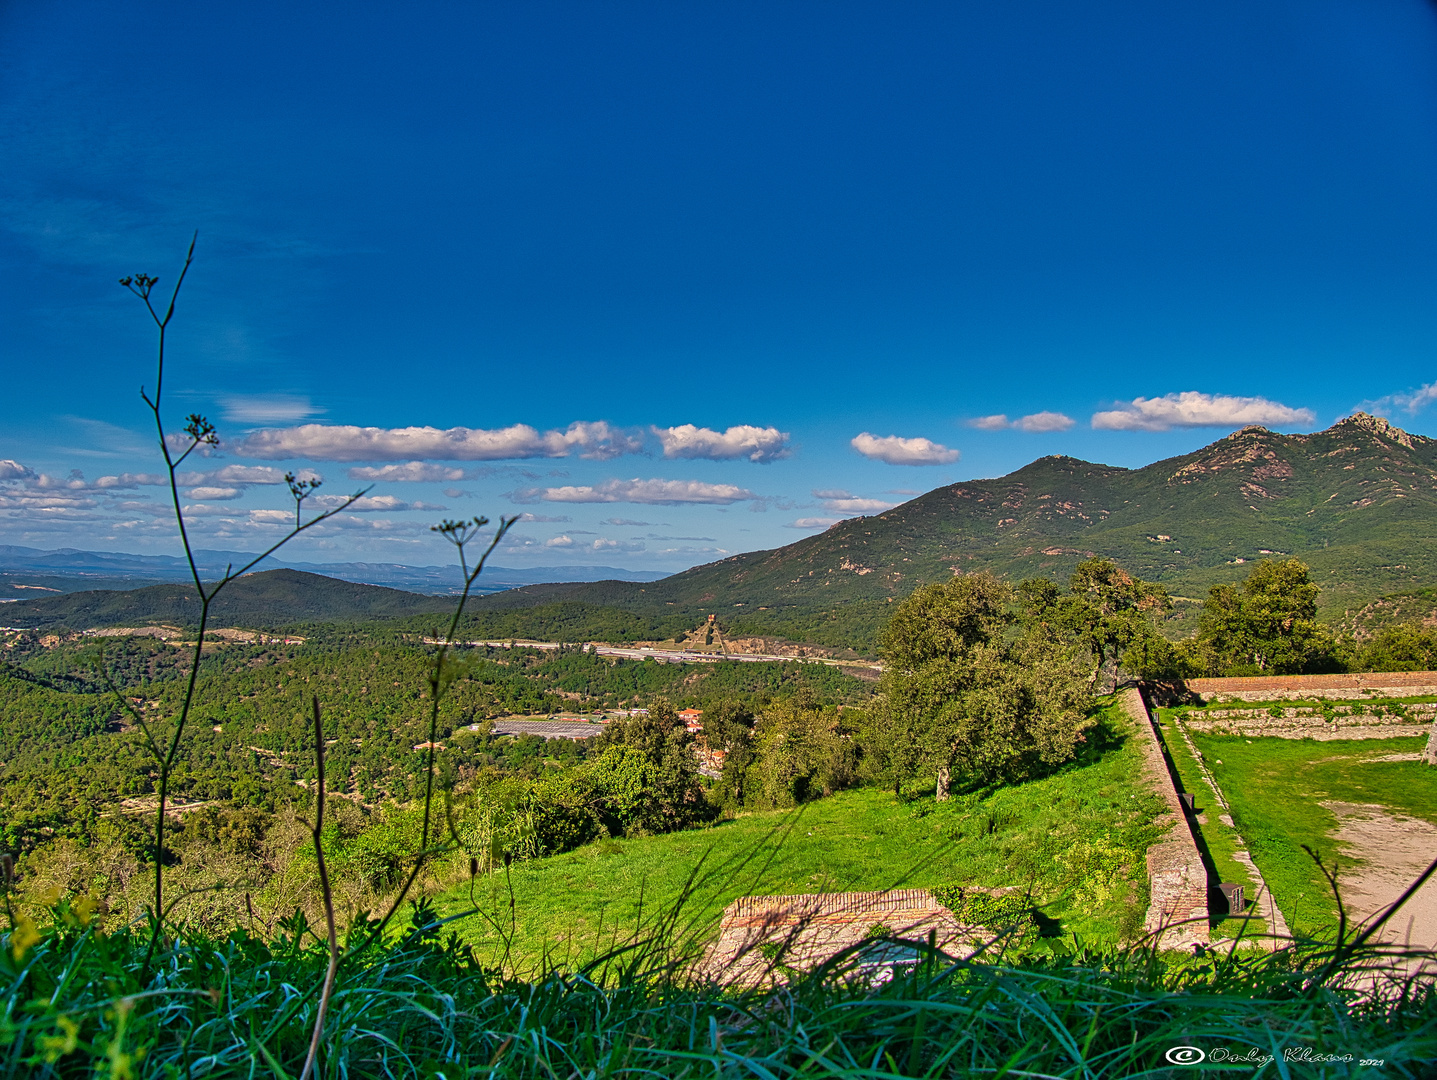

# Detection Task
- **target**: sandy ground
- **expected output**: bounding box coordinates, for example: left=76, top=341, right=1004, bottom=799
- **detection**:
left=1324, top=801, right=1437, bottom=954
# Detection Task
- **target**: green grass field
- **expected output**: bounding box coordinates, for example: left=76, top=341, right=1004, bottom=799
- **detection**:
left=1154, top=710, right=1272, bottom=939
left=1172, top=728, right=1436, bottom=937
left=438, top=698, right=1168, bottom=971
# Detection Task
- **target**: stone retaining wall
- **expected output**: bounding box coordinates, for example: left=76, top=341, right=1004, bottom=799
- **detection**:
left=1122, top=687, right=1210, bottom=950
left=1184, top=671, right=1437, bottom=702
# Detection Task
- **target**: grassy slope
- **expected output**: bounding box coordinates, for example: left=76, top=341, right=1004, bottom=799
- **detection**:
left=439, top=699, right=1166, bottom=971
left=1184, top=732, right=1437, bottom=936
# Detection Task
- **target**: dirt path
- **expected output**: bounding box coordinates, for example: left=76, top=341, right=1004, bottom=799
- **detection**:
left=1324, top=801, right=1437, bottom=952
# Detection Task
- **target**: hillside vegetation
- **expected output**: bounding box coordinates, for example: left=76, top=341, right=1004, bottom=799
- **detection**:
left=2, top=568, right=456, bottom=630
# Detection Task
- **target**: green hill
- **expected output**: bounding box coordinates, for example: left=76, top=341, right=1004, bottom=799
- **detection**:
left=1, top=568, right=456, bottom=630
left=470, top=414, right=1437, bottom=645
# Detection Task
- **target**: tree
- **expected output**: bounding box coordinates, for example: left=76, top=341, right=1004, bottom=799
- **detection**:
left=1192, top=559, right=1337, bottom=675
left=586, top=706, right=713, bottom=834
left=876, top=574, right=1092, bottom=798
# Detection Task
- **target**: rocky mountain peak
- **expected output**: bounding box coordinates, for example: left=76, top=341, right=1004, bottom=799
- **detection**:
left=1332, top=412, right=1418, bottom=448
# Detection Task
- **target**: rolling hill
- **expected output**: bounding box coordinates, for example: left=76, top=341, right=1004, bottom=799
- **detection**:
left=0, top=568, right=457, bottom=630
left=468, top=414, right=1437, bottom=642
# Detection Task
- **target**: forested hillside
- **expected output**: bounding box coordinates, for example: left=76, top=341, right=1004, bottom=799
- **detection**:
left=2, top=568, right=456, bottom=629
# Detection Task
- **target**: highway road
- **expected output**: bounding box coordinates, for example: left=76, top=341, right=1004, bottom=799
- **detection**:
left=436, top=638, right=879, bottom=671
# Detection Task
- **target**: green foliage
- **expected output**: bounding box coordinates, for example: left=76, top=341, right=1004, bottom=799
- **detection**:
left=742, top=695, right=858, bottom=810
left=1351, top=623, right=1437, bottom=672
left=929, top=887, right=1036, bottom=937
left=1189, top=559, right=1343, bottom=675
left=876, top=574, right=1094, bottom=791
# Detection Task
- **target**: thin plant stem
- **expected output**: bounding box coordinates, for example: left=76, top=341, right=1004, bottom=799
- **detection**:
left=117, top=238, right=369, bottom=972
left=301, top=696, right=339, bottom=1080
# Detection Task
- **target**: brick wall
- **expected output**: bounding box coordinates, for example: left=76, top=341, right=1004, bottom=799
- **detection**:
left=1122, top=687, right=1210, bottom=950
left=1185, top=671, right=1437, bottom=702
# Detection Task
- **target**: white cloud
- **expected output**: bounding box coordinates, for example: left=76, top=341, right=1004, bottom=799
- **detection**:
left=310, top=494, right=446, bottom=512
left=966, top=412, right=1075, bottom=432
left=820, top=496, right=897, bottom=514
left=346, top=462, right=466, bottom=483
left=787, top=517, right=840, bottom=530
left=545, top=535, right=575, bottom=548
left=0, top=460, right=37, bottom=481
left=811, top=488, right=896, bottom=513
left=517, top=478, right=757, bottom=505
left=1360, top=381, right=1437, bottom=417
left=966, top=415, right=1011, bottom=431
left=0, top=493, right=96, bottom=510
left=1013, top=411, right=1075, bottom=433
left=232, top=420, right=644, bottom=462
left=850, top=432, right=960, bottom=466
left=592, top=537, right=646, bottom=552
left=603, top=517, right=658, bottom=526
left=1091, top=392, right=1315, bottom=432
left=186, top=486, right=242, bottom=501
left=653, top=424, right=791, bottom=463
left=220, top=394, right=323, bottom=425
left=176, top=465, right=301, bottom=486
left=518, top=512, right=572, bottom=523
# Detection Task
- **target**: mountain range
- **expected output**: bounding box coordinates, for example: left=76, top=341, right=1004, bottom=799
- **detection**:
left=466, top=413, right=1437, bottom=640
left=7, top=414, right=1435, bottom=644
left=0, top=545, right=668, bottom=599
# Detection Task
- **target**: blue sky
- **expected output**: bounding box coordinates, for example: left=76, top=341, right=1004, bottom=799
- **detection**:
left=5, top=0, right=1437, bottom=571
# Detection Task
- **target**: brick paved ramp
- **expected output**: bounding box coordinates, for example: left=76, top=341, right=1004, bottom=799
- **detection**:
left=700, top=889, right=986, bottom=986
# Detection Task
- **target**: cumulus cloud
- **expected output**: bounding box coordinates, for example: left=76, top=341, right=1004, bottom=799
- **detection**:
left=176, top=465, right=301, bottom=486
left=545, top=534, right=645, bottom=553
left=966, top=415, right=1012, bottom=431
left=653, top=424, right=791, bottom=463
left=1091, top=392, right=1315, bottom=432
left=1014, top=411, right=1076, bottom=433
left=810, top=488, right=896, bottom=514
left=515, top=478, right=757, bottom=506
left=592, top=537, right=646, bottom=552
left=787, top=517, right=841, bottom=530
left=346, top=462, right=466, bottom=483
left=232, top=420, right=644, bottom=462
left=966, top=412, right=1075, bottom=432
left=310, top=494, right=446, bottom=512
left=822, top=497, right=897, bottom=513
left=220, top=394, right=323, bottom=425
left=850, top=432, right=960, bottom=466
left=1359, top=381, right=1437, bottom=417
left=185, top=486, right=242, bottom=501
left=0, top=460, right=37, bottom=481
